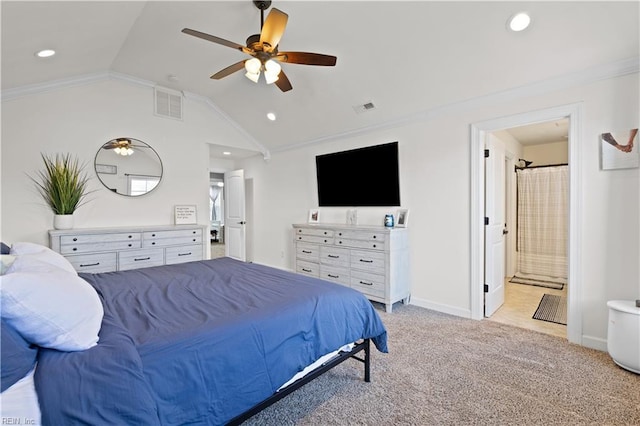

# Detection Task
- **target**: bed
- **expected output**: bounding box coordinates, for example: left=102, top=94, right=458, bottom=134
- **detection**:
left=0, top=243, right=388, bottom=425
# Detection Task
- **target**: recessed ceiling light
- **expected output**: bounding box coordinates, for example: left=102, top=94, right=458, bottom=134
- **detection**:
left=266, top=112, right=276, bottom=121
left=222, top=151, right=231, bottom=156
left=36, top=49, right=56, bottom=58
left=508, top=12, right=531, bottom=32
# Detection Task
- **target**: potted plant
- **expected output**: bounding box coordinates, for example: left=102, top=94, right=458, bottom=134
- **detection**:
left=31, top=153, right=92, bottom=229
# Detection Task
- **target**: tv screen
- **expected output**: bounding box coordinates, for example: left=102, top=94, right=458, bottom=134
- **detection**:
left=316, top=142, right=401, bottom=207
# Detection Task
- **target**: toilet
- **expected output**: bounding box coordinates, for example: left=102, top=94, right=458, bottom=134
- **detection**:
left=607, top=300, right=640, bottom=374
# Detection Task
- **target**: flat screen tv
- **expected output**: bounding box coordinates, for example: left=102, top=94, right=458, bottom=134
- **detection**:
left=316, top=142, right=400, bottom=207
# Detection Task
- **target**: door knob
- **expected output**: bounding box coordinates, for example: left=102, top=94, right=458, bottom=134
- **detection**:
left=239, top=221, right=246, bottom=225
left=502, top=229, right=509, bottom=235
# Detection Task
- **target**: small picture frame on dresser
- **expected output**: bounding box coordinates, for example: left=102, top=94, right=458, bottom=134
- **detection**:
left=308, top=209, right=319, bottom=223
left=175, top=205, right=197, bottom=225
left=396, top=209, right=409, bottom=227
left=346, top=209, right=357, bottom=225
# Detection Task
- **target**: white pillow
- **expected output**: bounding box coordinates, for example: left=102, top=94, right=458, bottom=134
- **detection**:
left=9, top=242, right=76, bottom=275
left=0, top=255, right=16, bottom=275
left=1, top=256, right=103, bottom=351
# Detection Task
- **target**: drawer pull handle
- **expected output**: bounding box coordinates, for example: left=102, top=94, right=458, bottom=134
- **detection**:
left=339, top=232, right=342, bottom=236
left=80, top=262, right=99, bottom=267
left=302, top=268, right=312, bottom=273
left=298, top=237, right=302, bottom=240
left=73, top=238, right=78, bottom=242
left=338, top=241, right=342, bottom=244
left=192, top=231, right=196, bottom=234
left=359, top=280, right=374, bottom=286
left=178, top=252, right=192, bottom=257
left=152, top=242, right=156, bottom=245
left=328, top=274, right=339, bottom=278
left=373, top=244, right=377, bottom=248
left=128, top=244, right=132, bottom=247
left=327, top=254, right=339, bottom=258
left=359, top=259, right=373, bottom=263
left=324, top=231, right=327, bottom=235
left=152, top=234, right=156, bottom=237
left=324, top=239, right=328, bottom=243
left=128, top=235, right=133, bottom=239
left=373, top=235, right=377, bottom=239
left=72, top=247, right=78, bottom=251
left=192, top=239, right=196, bottom=242
left=134, top=257, right=151, bottom=262
left=302, top=250, right=312, bottom=254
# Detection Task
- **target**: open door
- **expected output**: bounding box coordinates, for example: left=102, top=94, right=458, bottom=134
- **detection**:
left=484, top=134, right=506, bottom=316
left=224, top=170, right=246, bottom=261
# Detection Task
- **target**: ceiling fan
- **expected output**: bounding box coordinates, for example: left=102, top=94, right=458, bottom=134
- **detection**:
left=181, top=0, right=337, bottom=92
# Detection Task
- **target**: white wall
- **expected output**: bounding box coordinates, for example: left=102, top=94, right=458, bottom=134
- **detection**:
left=1, top=79, right=250, bottom=246
left=524, top=140, right=569, bottom=165
left=240, top=72, right=639, bottom=348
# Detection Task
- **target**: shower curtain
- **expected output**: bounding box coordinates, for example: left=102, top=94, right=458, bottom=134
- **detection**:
left=516, top=165, right=568, bottom=279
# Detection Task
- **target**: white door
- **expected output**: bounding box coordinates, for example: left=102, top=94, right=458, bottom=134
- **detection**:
left=224, top=170, right=246, bottom=261
left=484, top=135, right=506, bottom=316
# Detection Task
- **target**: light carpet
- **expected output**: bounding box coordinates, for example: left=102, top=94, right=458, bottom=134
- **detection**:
left=243, top=304, right=639, bottom=425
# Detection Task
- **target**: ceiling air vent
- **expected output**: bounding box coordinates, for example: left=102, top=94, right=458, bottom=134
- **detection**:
left=353, top=101, right=376, bottom=114
left=154, top=86, right=183, bottom=120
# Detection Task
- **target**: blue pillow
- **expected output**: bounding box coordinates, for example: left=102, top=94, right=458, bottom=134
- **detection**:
left=1, top=318, right=38, bottom=392
left=1, top=242, right=10, bottom=255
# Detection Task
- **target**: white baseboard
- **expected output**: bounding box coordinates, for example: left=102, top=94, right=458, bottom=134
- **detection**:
left=581, top=335, right=608, bottom=352
left=409, top=296, right=472, bottom=319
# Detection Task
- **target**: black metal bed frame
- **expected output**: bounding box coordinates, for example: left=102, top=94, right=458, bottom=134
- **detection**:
left=227, top=338, right=371, bottom=425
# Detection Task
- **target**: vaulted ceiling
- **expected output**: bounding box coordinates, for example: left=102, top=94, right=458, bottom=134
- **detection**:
left=2, top=1, right=638, bottom=155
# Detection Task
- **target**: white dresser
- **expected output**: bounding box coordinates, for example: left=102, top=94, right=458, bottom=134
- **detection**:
left=49, top=225, right=206, bottom=273
left=292, top=223, right=410, bottom=312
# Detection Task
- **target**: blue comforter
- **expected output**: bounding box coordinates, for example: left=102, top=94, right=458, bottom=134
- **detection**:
left=35, top=258, right=387, bottom=425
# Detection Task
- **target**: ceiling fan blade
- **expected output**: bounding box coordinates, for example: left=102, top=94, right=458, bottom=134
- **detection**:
left=274, top=70, right=292, bottom=92
left=260, top=8, right=288, bottom=52
left=182, top=28, right=248, bottom=53
left=276, top=52, right=337, bottom=66
left=211, top=61, right=247, bottom=80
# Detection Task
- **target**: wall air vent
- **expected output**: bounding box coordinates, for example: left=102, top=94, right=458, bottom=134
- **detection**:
left=154, top=86, right=183, bottom=120
left=353, top=101, right=376, bottom=114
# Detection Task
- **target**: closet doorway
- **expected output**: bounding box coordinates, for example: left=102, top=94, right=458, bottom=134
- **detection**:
left=487, top=119, right=569, bottom=338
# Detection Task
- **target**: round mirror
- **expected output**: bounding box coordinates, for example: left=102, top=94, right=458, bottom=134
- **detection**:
left=94, top=137, right=163, bottom=196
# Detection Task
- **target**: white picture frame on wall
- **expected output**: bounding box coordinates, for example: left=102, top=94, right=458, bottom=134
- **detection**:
left=396, top=209, right=410, bottom=227
left=600, top=128, right=639, bottom=170
left=308, top=209, right=320, bottom=223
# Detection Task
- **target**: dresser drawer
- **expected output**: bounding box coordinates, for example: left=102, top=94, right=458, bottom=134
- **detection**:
left=295, top=227, right=334, bottom=238
left=350, top=249, right=386, bottom=274
left=60, top=239, right=141, bottom=255
left=60, top=232, right=140, bottom=245
left=295, top=234, right=334, bottom=245
left=143, top=229, right=202, bottom=240
left=165, top=244, right=203, bottom=264
left=334, top=230, right=386, bottom=242
left=296, top=260, right=319, bottom=277
left=320, top=246, right=350, bottom=267
left=296, top=243, right=320, bottom=262
left=118, top=248, right=164, bottom=271
left=336, top=238, right=384, bottom=251
left=351, top=270, right=385, bottom=298
left=144, top=235, right=202, bottom=248
left=320, top=265, right=350, bottom=286
left=66, top=253, right=117, bottom=273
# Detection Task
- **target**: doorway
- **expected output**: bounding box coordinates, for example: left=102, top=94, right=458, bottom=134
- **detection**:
left=486, top=119, right=569, bottom=338
left=470, top=103, right=583, bottom=345
left=209, top=172, right=226, bottom=259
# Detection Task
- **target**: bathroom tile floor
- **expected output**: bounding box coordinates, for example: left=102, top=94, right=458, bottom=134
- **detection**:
left=487, top=277, right=567, bottom=338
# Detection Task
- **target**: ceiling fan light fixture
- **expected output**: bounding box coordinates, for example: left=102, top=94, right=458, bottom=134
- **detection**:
left=245, top=71, right=260, bottom=83
left=244, top=58, right=261, bottom=74
left=263, top=59, right=281, bottom=84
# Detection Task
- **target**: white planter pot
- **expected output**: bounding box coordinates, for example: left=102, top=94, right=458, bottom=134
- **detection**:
left=53, top=214, right=74, bottom=230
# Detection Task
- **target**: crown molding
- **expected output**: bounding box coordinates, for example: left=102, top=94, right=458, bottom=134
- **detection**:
left=2, top=57, right=637, bottom=158
left=271, top=56, right=640, bottom=154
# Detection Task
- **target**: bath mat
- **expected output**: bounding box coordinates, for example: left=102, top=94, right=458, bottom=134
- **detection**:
left=533, top=294, right=567, bottom=325
left=510, top=274, right=565, bottom=290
